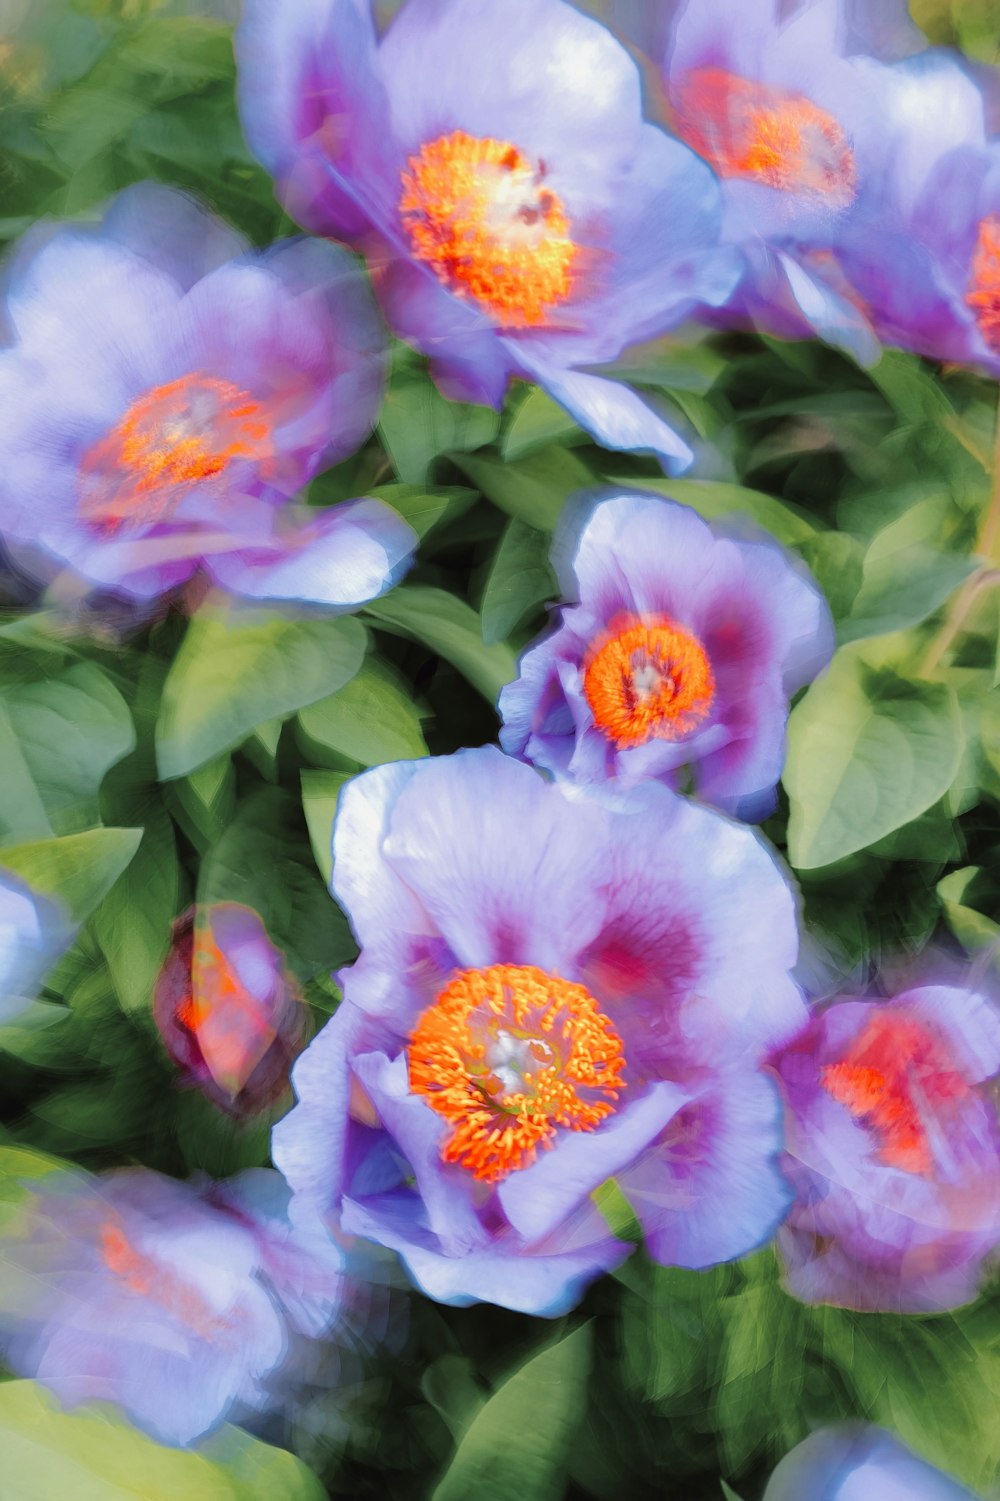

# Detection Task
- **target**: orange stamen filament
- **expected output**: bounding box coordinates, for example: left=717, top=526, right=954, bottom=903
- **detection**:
left=583, top=613, right=715, bottom=749
left=675, top=68, right=856, bottom=207
left=967, top=217, right=1000, bottom=354
left=399, top=130, right=577, bottom=327
left=821, top=1012, right=971, bottom=1175
left=408, top=963, right=626, bottom=1183
left=78, top=372, right=273, bottom=534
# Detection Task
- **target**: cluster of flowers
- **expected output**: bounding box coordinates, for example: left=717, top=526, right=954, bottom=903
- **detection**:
left=0, top=0, right=997, bottom=1490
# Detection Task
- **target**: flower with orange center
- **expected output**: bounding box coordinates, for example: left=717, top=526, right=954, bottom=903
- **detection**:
left=399, top=130, right=578, bottom=328
left=78, top=372, right=274, bottom=535
left=965, top=216, right=1000, bottom=354
left=408, top=962, right=626, bottom=1183
left=674, top=68, right=856, bottom=208
left=583, top=612, right=716, bottom=750
left=821, top=1012, right=970, bottom=1176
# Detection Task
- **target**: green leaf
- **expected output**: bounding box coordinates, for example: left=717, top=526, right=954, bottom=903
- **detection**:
left=157, top=608, right=367, bottom=779
left=298, top=660, right=428, bottom=767
left=784, top=648, right=964, bottom=869
left=481, top=519, right=556, bottom=645
left=365, top=586, right=517, bottom=703
left=369, top=483, right=478, bottom=541
left=90, top=800, right=180, bottom=1013
left=453, top=447, right=595, bottom=531
left=0, top=827, right=142, bottom=927
left=432, top=1324, right=591, bottom=1501
left=1, top=662, right=135, bottom=834
left=379, top=362, right=499, bottom=484
left=604, top=475, right=817, bottom=546
left=199, top=787, right=355, bottom=982
left=938, top=866, right=1000, bottom=960
left=172, top=753, right=238, bottom=851
left=720, top=1484, right=746, bottom=1501
left=795, top=532, right=865, bottom=624
left=301, top=770, right=353, bottom=886
left=502, top=387, right=584, bottom=461
left=0, top=700, right=53, bottom=843
left=0, top=1381, right=325, bottom=1501
left=840, top=537, right=977, bottom=643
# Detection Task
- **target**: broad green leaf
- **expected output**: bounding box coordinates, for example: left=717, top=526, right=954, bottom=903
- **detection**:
left=422, top=1355, right=487, bottom=1441
left=785, top=648, right=964, bottom=869
left=720, top=1483, right=746, bottom=1501
left=298, top=660, right=428, bottom=767
left=301, top=769, right=353, bottom=885
left=453, top=446, right=595, bottom=531
left=795, top=532, right=865, bottom=624
left=0, top=1381, right=325, bottom=1501
left=840, top=542, right=977, bottom=643
left=503, top=387, right=584, bottom=461
left=596, top=336, right=727, bottom=394
left=604, top=475, right=816, bottom=546
left=938, top=867, right=1000, bottom=960
left=379, top=363, right=499, bottom=484
left=1, top=662, right=134, bottom=834
left=172, top=754, right=238, bottom=852
left=481, top=519, right=556, bottom=645
left=432, top=1324, right=591, bottom=1501
left=157, top=609, right=367, bottom=779
left=0, top=699, right=52, bottom=842
left=90, top=800, right=180, bottom=1013
left=0, top=827, right=142, bottom=927
left=365, top=586, right=517, bottom=703
left=241, top=719, right=282, bottom=782
left=369, top=483, right=478, bottom=541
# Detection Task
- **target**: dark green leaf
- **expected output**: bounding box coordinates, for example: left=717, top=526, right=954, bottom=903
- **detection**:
left=379, top=363, right=499, bottom=484
left=453, top=447, right=594, bottom=531
left=298, top=660, right=428, bottom=767
left=480, top=519, right=556, bottom=645
left=365, top=586, right=516, bottom=703
left=604, top=475, right=817, bottom=545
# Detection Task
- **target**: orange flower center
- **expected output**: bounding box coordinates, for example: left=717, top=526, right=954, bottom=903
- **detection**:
left=399, top=130, right=578, bottom=327
left=78, top=372, right=274, bottom=534
left=178, top=926, right=279, bottom=1098
left=99, top=1218, right=228, bottom=1337
left=583, top=613, right=715, bottom=749
left=674, top=68, right=856, bottom=207
left=408, top=963, right=626, bottom=1184
left=821, top=1012, right=971, bottom=1175
left=966, top=216, right=1000, bottom=354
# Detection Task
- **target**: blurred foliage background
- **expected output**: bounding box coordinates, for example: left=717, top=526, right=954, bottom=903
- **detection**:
left=2, top=1, right=1000, bottom=1499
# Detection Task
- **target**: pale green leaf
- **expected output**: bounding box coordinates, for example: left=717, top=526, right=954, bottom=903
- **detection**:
left=298, top=660, right=427, bottom=767
left=301, top=769, right=353, bottom=885
left=157, top=609, right=366, bottom=779
left=604, top=475, right=816, bottom=546
left=90, top=801, right=180, bottom=1013
left=785, top=648, right=964, bottom=869
left=0, top=827, right=142, bottom=927
left=503, top=387, right=584, bottom=461
left=365, top=586, right=517, bottom=702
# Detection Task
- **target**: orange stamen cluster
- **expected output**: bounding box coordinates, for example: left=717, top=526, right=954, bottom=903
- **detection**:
left=966, top=217, right=1000, bottom=353
left=179, top=927, right=277, bottom=1097
left=675, top=68, right=856, bottom=207
left=408, top=963, right=626, bottom=1183
left=78, top=372, right=273, bottom=534
left=399, top=130, right=577, bottom=327
left=583, top=612, right=715, bottom=749
left=821, top=1011, right=971, bottom=1175
left=99, top=1218, right=226, bottom=1337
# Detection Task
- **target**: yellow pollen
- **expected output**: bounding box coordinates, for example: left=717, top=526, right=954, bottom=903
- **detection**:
left=399, top=130, right=578, bottom=327
left=967, top=216, right=1000, bottom=354
left=675, top=68, right=856, bottom=207
left=408, top=963, right=626, bottom=1184
left=583, top=612, right=715, bottom=749
left=78, top=372, right=274, bottom=534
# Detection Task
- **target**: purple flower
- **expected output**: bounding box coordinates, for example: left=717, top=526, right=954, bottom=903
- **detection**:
left=154, top=905, right=306, bottom=1118
left=0, top=1162, right=393, bottom=1447
left=771, top=984, right=1000, bottom=1313
left=0, top=182, right=415, bottom=608
left=498, top=489, right=833, bottom=821
left=272, top=746, right=806, bottom=1315
left=235, top=0, right=741, bottom=473
left=0, top=866, right=73, bottom=1023
left=763, top=1425, right=978, bottom=1501
left=658, top=0, right=980, bottom=364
